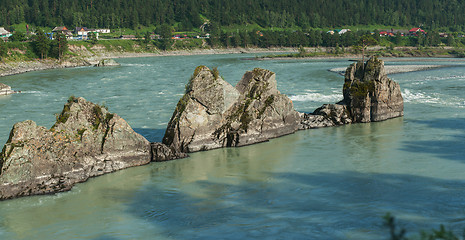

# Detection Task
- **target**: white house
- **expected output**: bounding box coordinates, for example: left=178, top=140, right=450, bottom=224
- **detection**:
left=0, top=27, right=12, bottom=39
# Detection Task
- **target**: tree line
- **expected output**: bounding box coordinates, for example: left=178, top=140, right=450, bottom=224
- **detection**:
left=1, top=0, right=465, bottom=32
left=206, top=29, right=465, bottom=49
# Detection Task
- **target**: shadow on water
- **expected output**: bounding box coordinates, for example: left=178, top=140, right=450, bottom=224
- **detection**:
left=125, top=169, right=465, bottom=239
left=92, top=237, right=121, bottom=240
left=133, top=128, right=166, bottom=142
left=401, top=118, right=465, bottom=162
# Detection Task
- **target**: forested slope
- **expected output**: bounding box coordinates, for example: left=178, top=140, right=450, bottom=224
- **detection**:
left=1, top=0, right=464, bottom=31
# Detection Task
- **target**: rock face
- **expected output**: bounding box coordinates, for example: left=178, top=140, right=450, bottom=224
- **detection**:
left=163, top=66, right=301, bottom=153
left=302, top=57, right=404, bottom=128
left=0, top=83, right=14, bottom=95
left=151, top=143, right=188, bottom=162
left=0, top=97, right=151, bottom=200
left=95, top=59, right=120, bottom=67
left=342, top=56, right=404, bottom=122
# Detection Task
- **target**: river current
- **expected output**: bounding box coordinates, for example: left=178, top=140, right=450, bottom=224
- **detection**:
left=0, top=54, right=464, bottom=239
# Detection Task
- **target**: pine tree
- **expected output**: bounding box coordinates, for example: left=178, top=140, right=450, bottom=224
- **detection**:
left=54, top=32, right=68, bottom=59
left=0, top=39, right=7, bottom=61
left=34, top=29, right=50, bottom=59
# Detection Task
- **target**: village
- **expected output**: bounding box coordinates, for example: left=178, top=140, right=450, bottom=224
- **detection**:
left=0, top=25, right=213, bottom=41
left=0, top=25, right=460, bottom=42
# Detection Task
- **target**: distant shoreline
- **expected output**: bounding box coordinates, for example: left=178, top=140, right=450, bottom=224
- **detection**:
left=1, top=46, right=464, bottom=79
left=0, top=47, right=297, bottom=78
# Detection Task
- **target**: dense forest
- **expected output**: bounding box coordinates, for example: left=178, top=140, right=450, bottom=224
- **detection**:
left=1, top=0, right=465, bottom=31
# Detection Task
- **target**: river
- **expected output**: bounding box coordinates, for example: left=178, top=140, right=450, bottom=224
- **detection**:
left=0, top=54, right=464, bottom=239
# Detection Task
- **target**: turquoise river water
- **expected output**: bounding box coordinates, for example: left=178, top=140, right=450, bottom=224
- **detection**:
left=0, top=54, right=464, bottom=239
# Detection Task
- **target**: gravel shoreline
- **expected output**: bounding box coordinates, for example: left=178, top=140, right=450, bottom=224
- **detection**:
left=329, top=64, right=447, bottom=75
left=0, top=46, right=461, bottom=78
left=0, top=47, right=296, bottom=78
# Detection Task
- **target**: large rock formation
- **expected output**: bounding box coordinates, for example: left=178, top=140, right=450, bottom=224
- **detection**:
left=0, top=83, right=15, bottom=96
left=163, top=66, right=301, bottom=153
left=342, top=56, right=404, bottom=122
left=0, top=97, right=151, bottom=200
left=301, top=57, right=403, bottom=128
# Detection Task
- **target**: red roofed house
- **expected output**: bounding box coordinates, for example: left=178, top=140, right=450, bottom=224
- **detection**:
left=409, top=28, right=426, bottom=36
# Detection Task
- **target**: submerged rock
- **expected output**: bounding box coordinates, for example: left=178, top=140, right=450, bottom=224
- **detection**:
left=163, top=66, right=301, bottom=153
left=0, top=97, right=151, bottom=200
left=0, top=83, right=15, bottom=96
left=95, top=59, right=120, bottom=67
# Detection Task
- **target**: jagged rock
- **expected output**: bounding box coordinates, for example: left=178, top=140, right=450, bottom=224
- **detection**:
left=163, top=66, right=301, bottom=153
left=300, top=103, right=352, bottom=129
left=151, top=143, right=187, bottom=162
left=341, top=56, right=404, bottom=122
left=0, top=83, right=15, bottom=96
left=95, top=59, right=120, bottom=67
left=300, top=113, right=335, bottom=129
left=312, top=104, right=352, bottom=125
left=0, top=97, right=151, bottom=200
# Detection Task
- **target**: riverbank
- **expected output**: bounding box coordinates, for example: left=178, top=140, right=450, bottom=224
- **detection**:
left=0, top=46, right=297, bottom=78
left=1, top=44, right=464, bottom=78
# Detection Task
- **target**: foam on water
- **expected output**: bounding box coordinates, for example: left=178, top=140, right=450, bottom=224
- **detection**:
left=289, top=90, right=343, bottom=103
left=402, top=89, right=440, bottom=104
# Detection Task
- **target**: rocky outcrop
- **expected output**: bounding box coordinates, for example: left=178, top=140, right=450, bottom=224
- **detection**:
left=95, top=59, right=120, bottom=67
left=0, top=97, right=151, bottom=200
left=163, top=66, right=301, bottom=153
left=151, top=143, right=188, bottom=162
left=302, top=57, right=404, bottom=128
left=342, top=57, right=404, bottom=122
left=0, top=83, right=15, bottom=95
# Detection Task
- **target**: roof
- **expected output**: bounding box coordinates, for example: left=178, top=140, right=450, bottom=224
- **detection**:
left=0, top=83, right=11, bottom=91
left=52, top=26, right=68, bottom=32
left=75, top=27, right=90, bottom=32
left=410, top=28, right=423, bottom=32
left=0, top=27, right=10, bottom=35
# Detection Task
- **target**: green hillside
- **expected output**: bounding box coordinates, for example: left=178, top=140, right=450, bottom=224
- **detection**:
left=0, top=0, right=464, bottom=32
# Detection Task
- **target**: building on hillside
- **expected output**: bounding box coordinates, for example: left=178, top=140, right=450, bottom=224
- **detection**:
left=337, top=29, right=351, bottom=34
left=327, top=29, right=351, bottom=35
left=379, top=31, right=395, bottom=37
left=0, top=27, right=12, bottom=40
left=409, top=27, right=426, bottom=36
left=94, top=29, right=110, bottom=34
left=52, top=26, right=73, bottom=39
left=74, top=27, right=99, bottom=40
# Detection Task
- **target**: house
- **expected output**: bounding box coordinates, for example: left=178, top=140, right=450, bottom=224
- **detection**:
left=74, top=27, right=99, bottom=40
left=94, top=29, right=110, bottom=34
left=409, top=28, right=426, bottom=36
left=0, top=27, right=12, bottom=40
left=327, top=29, right=351, bottom=35
left=439, top=33, right=449, bottom=38
left=393, top=29, right=409, bottom=36
left=337, top=29, right=351, bottom=35
left=52, top=26, right=73, bottom=39
left=379, top=31, right=395, bottom=37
